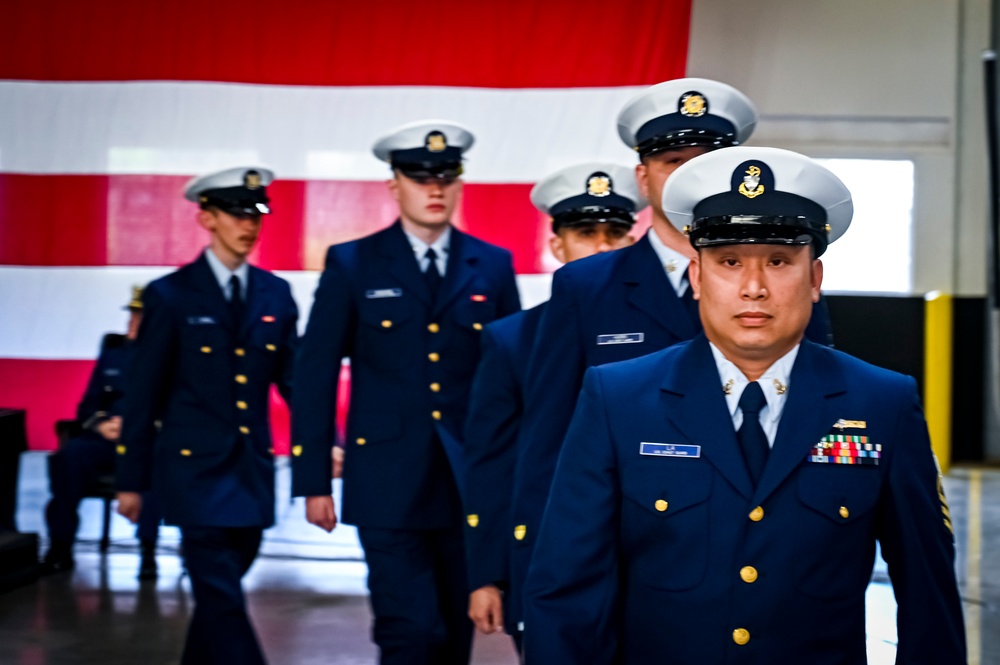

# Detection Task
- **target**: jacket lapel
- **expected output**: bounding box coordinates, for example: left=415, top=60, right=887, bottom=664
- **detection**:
left=380, top=221, right=433, bottom=307
left=188, top=253, right=235, bottom=334
left=433, top=227, right=477, bottom=316
left=624, top=234, right=700, bottom=341
left=753, top=340, right=847, bottom=505
left=239, top=267, right=271, bottom=340
left=660, top=336, right=754, bottom=499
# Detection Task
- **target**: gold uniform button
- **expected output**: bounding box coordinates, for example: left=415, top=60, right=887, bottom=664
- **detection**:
left=356, top=437, right=367, bottom=446
left=732, top=628, right=750, bottom=645
left=180, top=449, right=192, bottom=457
left=236, top=400, right=248, bottom=410
left=473, top=322, right=483, bottom=331
left=428, top=352, right=440, bottom=362
left=239, top=426, right=250, bottom=435
left=432, top=410, right=442, bottom=420
left=116, top=445, right=126, bottom=455
left=514, top=525, right=527, bottom=541
left=235, top=374, right=248, bottom=384
left=467, top=514, right=479, bottom=528
left=292, top=445, right=303, bottom=457
left=749, top=506, right=764, bottom=522
left=740, top=566, right=758, bottom=583
left=235, top=348, right=246, bottom=356
left=428, top=323, right=440, bottom=333
left=266, top=344, right=276, bottom=351
left=381, top=320, right=392, bottom=329
left=839, top=506, right=850, bottom=519
left=654, top=499, right=668, bottom=512
left=200, top=346, right=212, bottom=353
left=430, top=382, right=441, bottom=392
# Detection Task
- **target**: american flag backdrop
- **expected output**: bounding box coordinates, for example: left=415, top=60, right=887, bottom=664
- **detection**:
left=0, top=0, right=692, bottom=452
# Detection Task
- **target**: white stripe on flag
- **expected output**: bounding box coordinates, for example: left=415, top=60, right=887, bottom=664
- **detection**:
left=0, top=81, right=644, bottom=182
left=0, top=266, right=552, bottom=359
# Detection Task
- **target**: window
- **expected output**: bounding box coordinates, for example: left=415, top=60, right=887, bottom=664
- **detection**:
left=815, top=159, right=915, bottom=293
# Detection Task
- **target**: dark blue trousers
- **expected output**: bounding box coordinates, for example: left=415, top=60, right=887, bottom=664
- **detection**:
left=180, top=526, right=265, bottom=665
left=46, top=433, right=161, bottom=543
left=357, top=525, right=473, bottom=665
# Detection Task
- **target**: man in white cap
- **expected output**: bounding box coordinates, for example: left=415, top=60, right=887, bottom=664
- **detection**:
left=509, top=78, right=822, bottom=640
left=116, top=166, right=298, bottom=665
left=292, top=120, right=520, bottom=665
left=463, top=163, right=643, bottom=654
left=523, top=147, right=966, bottom=664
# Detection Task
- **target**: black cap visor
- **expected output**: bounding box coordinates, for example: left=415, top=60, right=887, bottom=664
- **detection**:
left=552, top=206, right=636, bottom=232
left=395, top=161, right=464, bottom=183
left=201, top=196, right=270, bottom=218
left=689, top=215, right=829, bottom=256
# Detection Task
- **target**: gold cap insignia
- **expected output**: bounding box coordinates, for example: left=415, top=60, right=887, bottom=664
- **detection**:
left=514, top=524, right=526, bottom=540
left=244, top=170, right=262, bottom=189
left=127, top=284, right=144, bottom=310
left=587, top=174, right=612, bottom=197
left=679, top=92, right=708, bottom=117
left=426, top=132, right=447, bottom=152
left=738, top=165, right=765, bottom=199
left=467, top=514, right=479, bottom=528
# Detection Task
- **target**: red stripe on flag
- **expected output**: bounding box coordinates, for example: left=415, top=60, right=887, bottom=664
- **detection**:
left=1, top=358, right=299, bottom=453
left=0, top=175, right=109, bottom=266
left=0, top=359, right=95, bottom=451
left=3, top=1, right=691, bottom=88
left=0, top=174, right=564, bottom=273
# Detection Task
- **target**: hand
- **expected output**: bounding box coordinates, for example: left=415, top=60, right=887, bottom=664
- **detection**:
left=116, top=491, right=142, bottom=524
left=469, top=585, right=504, bottom=634
left=306, top=495, right=337, bottom=532
left=96, top=416, right=122, bottom=441
left=332, top=446, right=345, bottom=479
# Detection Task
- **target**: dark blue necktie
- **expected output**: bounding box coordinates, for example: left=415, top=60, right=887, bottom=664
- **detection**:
left=424, top=248, right=443, bottom=295
left=229, top=274, right=245, bottom=326
left=738, top=381, right=769, bottom=485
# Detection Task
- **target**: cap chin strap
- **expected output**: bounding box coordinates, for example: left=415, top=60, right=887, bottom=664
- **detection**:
left=637, top=131, right=738, bottom=159
left=551, top=207, right=636, bottom=232
left=688, top=215, right=829, bottom=256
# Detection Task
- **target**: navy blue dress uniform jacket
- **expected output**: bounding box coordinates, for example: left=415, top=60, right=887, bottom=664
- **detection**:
left=77, top=333, right=131, bottom=428
left=510, top=234, right=833, bottom=618
left=116, top=254, right=298, bottom=528
left=291, top=221, right=520, bottom=529
left=463, top=303, right=545, bottom=597
left=523, top=335, right=966, bottom=665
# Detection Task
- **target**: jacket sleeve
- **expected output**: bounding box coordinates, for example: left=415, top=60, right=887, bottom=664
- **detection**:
left=274, top=282, right=299, bottom=405
left=290, top=248, right=356, bottom=497
left=877, top=377, right=967, bottom=664
left=116, top=284, right=177, bottom=493
left=512, top=267, right=587, bottom=537
left=523, top=367, right=621, bottom=665
left=463, top=323, right=521, bottom=591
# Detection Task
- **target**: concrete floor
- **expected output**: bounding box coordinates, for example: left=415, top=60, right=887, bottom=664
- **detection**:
left=1, top=453, right=996, bottom=664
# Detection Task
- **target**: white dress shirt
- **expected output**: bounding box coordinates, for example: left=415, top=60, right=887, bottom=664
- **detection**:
left=404, top=226, right=451, bottom=276
left=204, top=247, right=249, bottom=301
left=647, top=227, right=690, bottom=296
left=709, top=342, right=800, bottom=447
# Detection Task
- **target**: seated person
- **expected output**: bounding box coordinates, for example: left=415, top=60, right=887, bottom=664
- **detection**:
left=41, top=286, right=162, bottom=578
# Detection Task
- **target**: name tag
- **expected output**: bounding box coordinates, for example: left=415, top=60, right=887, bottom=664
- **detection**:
left=597, top=332, right=644, bottom=346
left=366, top=288, right=403, bottom=299
left=640, top=442, right=701, bottom=458
left=186, top=316, right=217, bottom=325
left=103, top=368, right=121, bottom=376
